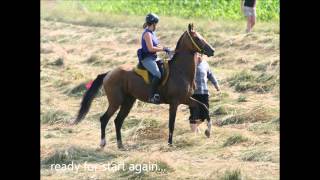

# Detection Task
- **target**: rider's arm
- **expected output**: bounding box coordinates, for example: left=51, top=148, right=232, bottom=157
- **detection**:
left=144, top=32, right=166, bottom=53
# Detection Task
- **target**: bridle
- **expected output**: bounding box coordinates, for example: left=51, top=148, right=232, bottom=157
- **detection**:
left=186, top=30, right=207, bottom=54
left=171, top=30, right=208, bottom=57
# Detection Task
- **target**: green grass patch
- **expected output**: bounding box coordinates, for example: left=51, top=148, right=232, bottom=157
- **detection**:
left=216, top=106, right=277, bottom=126
left=210, top=92, right=229, bottom=102
left=63, top=68, right=86, bottom=81
left=64, top=82, right=104, bottom=97
left=252, top=63, right=267, bottom=72
left=213, top=106, right=229, bottom=115
left=135, top=118, right=162, bottom=140
left=122, top=116, right=141, bottom=130
left=115, top=158, right=174, bottom=179
left=216, top=115, right=246, bottom=126
left=61, top=128, right=73, bottom=134
left=235, top=82, right=256, bottom=92
left=41, top=47, right=53, bottom=54
left=237, top=95, right=247, bottom=102
left=219, top=169, right=242, bottom=180
left=117, top=167, right=149, bottom=179
left=40, top=74, right=51, bottom=83
left=223, top=134, right=248, bottom=147
left=140, top=118, right=160, bottom=129
left=47, top=57, right=64, bottom=67
left=155, top=160, right=174, bottom=173
left=248, top=117, right=279, bottom=134
left=229, top=70, right=255, bottom=85
left=65, top=82, right=87, bottom=97
left=53, top=79, right=71, bottom=89
left=241, top=149, right=272, bottom=162
left=41, top=146, right=117, bottom=168
left=85, top=54, right=100, bottom=64
left=122, top=118, right=162, bottom=140
left=41, top=109, right=71, bottom=125
left=228, top=70, right=279, bottom=93
left=44, top=133, right=55, bottom=139
left=175, top=136, right=201, bottom=148
left=84, top=54, right=109, bottom=66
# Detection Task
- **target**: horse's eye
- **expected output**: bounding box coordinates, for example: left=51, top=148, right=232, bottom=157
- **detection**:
left=194, top=36, right=201, bottom=41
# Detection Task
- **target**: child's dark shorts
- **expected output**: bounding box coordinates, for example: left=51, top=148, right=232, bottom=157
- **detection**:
left=189, top=94, right=209, bottom=124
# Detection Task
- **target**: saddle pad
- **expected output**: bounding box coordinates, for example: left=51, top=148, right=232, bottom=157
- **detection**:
left=133, top=60, right=170, bottom=86
left=133, top=67, right=150, bottom=84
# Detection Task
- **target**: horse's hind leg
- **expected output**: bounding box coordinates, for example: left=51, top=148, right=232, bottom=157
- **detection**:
left=100, top=105, right=119, bottom=148
left=114, top=95, right=136, bottom=149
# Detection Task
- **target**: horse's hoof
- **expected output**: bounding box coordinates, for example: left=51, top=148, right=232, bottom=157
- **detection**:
left=95, top=147, right=103, bottom=152
left=117, top=144, right=124, bottom=150
left=168, top=143, right=173, bottom=147
left=205, top=129, right=210, bottom=138
left=69, top=119, right=78, bottom=126
left=100, top=139, right=106, bottom=148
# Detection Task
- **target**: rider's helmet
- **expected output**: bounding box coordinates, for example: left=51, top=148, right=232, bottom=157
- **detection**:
left=145, top=13, right=159, bottom=24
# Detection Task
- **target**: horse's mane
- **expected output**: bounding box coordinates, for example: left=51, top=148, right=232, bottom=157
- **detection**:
left=169, top=31, right=186, bottom=65
left=175, top=31, right=186, bottom=50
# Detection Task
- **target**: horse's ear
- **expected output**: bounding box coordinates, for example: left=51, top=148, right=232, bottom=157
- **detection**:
left=188, top=23, right=194, bottom=32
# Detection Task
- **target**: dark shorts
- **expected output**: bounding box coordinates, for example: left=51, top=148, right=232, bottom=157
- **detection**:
left=189, top=94, right=209, bottom=124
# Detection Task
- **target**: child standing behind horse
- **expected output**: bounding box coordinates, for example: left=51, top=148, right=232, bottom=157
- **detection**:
left=189, top=53, right=220, bottom=133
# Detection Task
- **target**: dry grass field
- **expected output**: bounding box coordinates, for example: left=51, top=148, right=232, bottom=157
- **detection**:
left=41, top=1, right=279, bottom=179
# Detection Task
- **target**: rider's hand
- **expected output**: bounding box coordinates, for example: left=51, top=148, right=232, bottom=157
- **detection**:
left=163, top=47, right=171, bottom=54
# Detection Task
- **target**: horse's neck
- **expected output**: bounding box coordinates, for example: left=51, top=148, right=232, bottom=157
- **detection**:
left=171, top=51, right=196, bottom=83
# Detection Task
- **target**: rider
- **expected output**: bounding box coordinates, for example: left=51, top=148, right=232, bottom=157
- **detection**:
left=140, top=13, right=171, bottom=104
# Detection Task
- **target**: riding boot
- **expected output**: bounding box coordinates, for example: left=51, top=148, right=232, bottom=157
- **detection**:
left=149, top=76, right=161, bottom=104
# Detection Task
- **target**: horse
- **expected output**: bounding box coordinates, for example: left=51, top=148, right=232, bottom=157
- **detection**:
left=72, top=23, right=215, bottom=149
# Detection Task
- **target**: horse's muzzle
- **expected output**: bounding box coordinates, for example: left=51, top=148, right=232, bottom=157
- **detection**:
left=205, top=49, right=214, bottom=57
left=204, top=45, right=215, bottom=57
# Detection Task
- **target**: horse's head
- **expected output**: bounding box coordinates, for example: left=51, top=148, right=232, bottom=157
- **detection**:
left=177, top=23, right=215, bottom=57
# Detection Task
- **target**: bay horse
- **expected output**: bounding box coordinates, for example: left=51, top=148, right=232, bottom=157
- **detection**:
left=72, top=23, right=215, bottom=149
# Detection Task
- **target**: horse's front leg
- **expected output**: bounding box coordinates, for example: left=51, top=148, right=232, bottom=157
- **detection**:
left=168, top=103, right=179, bottom=145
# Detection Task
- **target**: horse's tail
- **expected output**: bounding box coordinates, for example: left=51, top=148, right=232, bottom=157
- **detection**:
left=72, top=72, right=108, bottom=125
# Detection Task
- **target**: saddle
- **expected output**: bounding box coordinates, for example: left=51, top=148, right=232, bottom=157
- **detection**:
left=133, top=59, right=170, bottom=86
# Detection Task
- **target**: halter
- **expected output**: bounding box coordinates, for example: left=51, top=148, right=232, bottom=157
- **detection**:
left=186, top=30, right=206, bottom=54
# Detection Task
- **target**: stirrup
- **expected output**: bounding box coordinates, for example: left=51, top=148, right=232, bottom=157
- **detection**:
left=149, top=94, right=160, bottom=104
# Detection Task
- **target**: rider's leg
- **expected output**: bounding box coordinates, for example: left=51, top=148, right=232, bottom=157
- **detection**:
left=141, top=56, right=162, bottom=104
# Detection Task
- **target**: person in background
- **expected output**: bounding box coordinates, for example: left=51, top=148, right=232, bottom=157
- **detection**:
left=241, top=0, right=257, bottom=33
left=189, top=53, right=220, bottom=133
